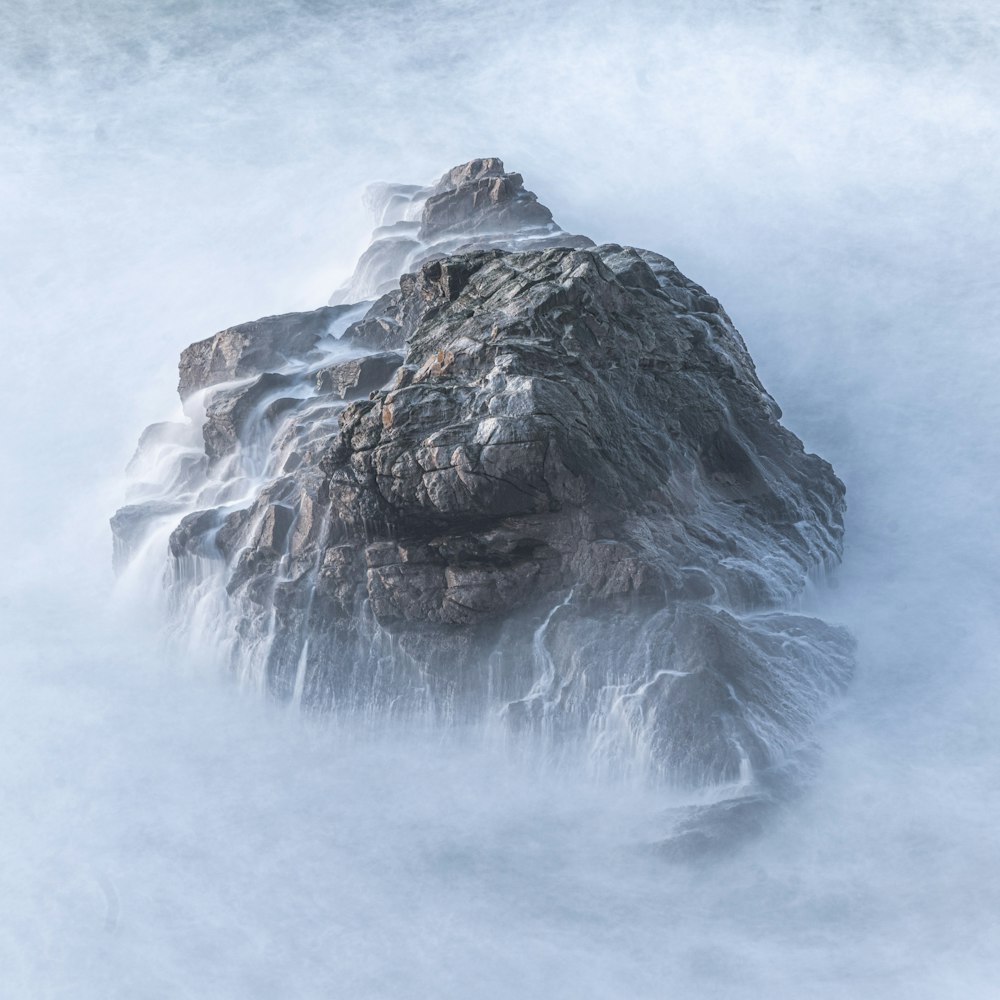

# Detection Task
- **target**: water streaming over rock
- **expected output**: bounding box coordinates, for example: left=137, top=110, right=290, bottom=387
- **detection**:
left=112, top=158, right=854, bottom=846
left=5, top=2, right=1000, bottom=994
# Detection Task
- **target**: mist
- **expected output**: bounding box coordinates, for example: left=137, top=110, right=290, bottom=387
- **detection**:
left=2, top=1, right=999, bottom=996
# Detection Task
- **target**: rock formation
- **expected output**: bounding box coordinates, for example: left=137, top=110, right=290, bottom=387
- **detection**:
left=113, top=159, right=853, bottom=851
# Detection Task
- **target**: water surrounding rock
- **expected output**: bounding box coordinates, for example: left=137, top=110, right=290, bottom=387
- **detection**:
left=114, top=159, right=853, bottom=850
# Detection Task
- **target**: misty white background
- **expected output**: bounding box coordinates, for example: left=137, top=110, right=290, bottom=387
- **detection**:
left=1, top=1, right=998, bottom=997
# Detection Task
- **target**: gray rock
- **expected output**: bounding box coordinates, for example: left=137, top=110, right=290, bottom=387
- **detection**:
left=314, top=352, right=404, bottom=399
left=419, top=157, right=555, bottom=236
left=318, top=245, right=843, bottom=631
left=202, top=372, right=294, bottom=462
left=111, top=499, right=186, bottom=572
left=113, top=160, right=854, bottom=843
left=178, top=306, right=352, bottom=399
left=169, top=507, right=225, bottom=559
left=330, top=157, right=594, bottom=305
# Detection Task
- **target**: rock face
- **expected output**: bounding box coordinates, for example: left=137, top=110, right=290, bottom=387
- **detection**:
left=178, top=306, right=352, bottom=399
left=114, top=159, right=853, bottom=845
left=330, top=156, right=594, bottom=305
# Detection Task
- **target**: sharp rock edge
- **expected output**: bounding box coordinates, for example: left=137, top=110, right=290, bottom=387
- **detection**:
left=112, top=157, right=854, bottom=856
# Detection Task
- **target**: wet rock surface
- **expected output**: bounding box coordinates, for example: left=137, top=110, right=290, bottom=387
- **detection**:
left=330, top=156, right=594, bottom=306
left=313, top=352, right=404, bottom=399
left=178, top=306, right=352, bottom=399
left=321, top=245, right=844, bottom=628
left=114, top=159, right=854, bottom=848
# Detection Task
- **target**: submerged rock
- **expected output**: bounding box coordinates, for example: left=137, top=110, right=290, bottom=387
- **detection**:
left=114, top=159, right=853, bottom=849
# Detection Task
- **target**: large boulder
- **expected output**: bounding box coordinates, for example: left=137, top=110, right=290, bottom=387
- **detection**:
left=113, top=160, right=853, bottom=849
left=319, top=246, right=843, bottom=629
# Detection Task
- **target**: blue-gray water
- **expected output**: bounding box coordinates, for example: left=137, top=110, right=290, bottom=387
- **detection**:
left=2, top=2, right=999, bottom=996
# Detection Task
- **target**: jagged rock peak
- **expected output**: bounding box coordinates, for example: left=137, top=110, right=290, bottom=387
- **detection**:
left=419, top=156, right=555, bottom=237
left=433, top=156, right=508, bottom=189
left=331, top=157, right=593, bottom=305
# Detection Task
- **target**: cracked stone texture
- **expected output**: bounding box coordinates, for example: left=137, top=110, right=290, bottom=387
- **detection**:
left=114, top=159, right=853, bottom=803
left=314, top=244, right=845, bottom=647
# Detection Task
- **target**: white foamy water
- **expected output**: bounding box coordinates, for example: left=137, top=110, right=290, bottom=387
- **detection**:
left=2, top=1, right=999, bottom=997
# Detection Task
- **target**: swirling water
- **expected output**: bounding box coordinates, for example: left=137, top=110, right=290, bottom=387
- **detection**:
left=1, top=1, right=998, bottom=997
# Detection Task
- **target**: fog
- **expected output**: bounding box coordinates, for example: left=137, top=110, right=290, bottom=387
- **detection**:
left=2, top=1, right=999, bottom=996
